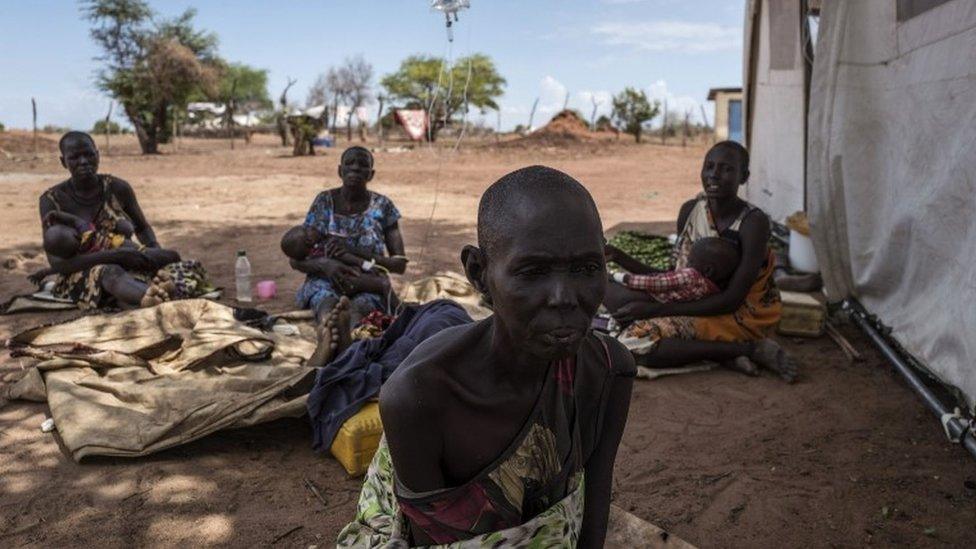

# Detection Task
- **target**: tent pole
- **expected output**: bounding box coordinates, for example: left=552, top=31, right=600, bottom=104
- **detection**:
left=846, top=300, right=976, bottom=460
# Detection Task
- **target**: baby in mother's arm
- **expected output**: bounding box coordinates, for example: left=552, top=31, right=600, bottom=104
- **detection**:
left=613, top=236, right=740, bottom=304
left=280, top=224, right=391, bottom=297
left=30, top=210, right=179, bottom=291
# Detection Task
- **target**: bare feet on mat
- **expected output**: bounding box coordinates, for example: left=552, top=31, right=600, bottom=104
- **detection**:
left=335, top=297, right=353, bottom=352
left=750, top=339, right=798, bottom=383
left=308, top=296, right=352, bottom=368
left=139, top=271, right=176, bottom=308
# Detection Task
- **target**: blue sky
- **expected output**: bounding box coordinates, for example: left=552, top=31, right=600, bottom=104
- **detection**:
left=0, top=0, right=744, bottom=131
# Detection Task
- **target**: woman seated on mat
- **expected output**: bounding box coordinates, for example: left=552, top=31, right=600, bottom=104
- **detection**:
left=604, top=141, right=797, bottom=381
left=285, top=146, right=407, bottom=366
left=31, top=131, right=206, bottom=309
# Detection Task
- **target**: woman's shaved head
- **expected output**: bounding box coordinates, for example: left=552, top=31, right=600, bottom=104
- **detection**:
left=465, top=165, right=606, bottom=361
left=59, top=131, right=97, bottom=155
left=477, top=165, right=601, bottom=257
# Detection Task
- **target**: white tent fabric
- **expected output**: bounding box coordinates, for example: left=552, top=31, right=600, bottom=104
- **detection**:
left=807, top=0, right=976, bottom=409
left=743, top=0, right=808, bottom=223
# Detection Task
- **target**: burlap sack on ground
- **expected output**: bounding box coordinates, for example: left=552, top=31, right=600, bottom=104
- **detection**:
left=399, top=271, right=492, bottom=320
left=6, top=299, right=317, bottom=461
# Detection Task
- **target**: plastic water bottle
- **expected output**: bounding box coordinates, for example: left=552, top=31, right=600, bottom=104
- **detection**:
left=235, top=250, right=252, bottom=302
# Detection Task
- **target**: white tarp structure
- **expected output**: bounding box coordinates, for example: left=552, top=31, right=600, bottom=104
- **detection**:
left=806, top=0, right=976, bottom=409
left=187, top=102, right=263, bottom=128
left=743, top=0, right=810, bottom=223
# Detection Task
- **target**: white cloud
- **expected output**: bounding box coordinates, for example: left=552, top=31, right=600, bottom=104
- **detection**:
left=592, top=21, right=741, bottom=53
left=536, top=75, right=569, bottom=118
left=646, top=79, right=705, bottom=126
left=498, top=80, right=706, bottom=132
left=575, top=90, right=614, bottom=123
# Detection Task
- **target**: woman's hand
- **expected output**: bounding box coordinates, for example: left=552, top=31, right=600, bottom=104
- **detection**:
left=612, top=301, right=666, bottom=325
left=322, top=259, right=360, bottom=292
left=112, top=249, right=156, bottom=272
left=325, top=239, right=362, bottom=266
left=28, top=267, right=53, bottom=287
left=143, top=248, right=181, bottom=269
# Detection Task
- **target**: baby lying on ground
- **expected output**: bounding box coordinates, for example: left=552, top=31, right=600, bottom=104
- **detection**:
left=612, top=236, right=739, bottom=303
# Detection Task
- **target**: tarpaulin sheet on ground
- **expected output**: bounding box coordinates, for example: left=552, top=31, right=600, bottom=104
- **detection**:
left=2, top=276, right=488, bottom=461
left=5, top=299, right=317, bottom=461
left=807, top=1, right=976, bottom=409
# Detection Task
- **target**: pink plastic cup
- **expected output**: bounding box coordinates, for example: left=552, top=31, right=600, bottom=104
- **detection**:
left=256, top=280, right=277, bottom=300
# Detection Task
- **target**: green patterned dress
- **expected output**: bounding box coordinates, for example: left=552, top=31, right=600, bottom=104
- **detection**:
left=337, top=333, right=635, bottom=547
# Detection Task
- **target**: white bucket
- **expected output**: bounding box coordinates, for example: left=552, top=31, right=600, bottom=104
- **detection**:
left=788, top=229, right=820, bottom=273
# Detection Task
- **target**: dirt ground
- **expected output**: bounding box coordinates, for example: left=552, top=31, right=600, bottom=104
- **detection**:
left=1, top=133, right=973, bottom=548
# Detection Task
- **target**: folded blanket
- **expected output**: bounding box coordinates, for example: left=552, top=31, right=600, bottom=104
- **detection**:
left=5, top=299, right=317, bottom=461
left=307, top=299, right=472, bottom=452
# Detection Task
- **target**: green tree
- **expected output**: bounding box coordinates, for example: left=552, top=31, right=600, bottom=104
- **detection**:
left=211, top=62, right=271, bottom=110
left=83, top=0, right=220, bottom=153
left=611, top=87, right=659, bottom=143
left=382, top=53, right=505, bottom=141
left=595, top=114, right=616, bottom=131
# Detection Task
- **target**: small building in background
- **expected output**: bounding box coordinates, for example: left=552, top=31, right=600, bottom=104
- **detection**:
left=707, top=87, right=743, bottom=143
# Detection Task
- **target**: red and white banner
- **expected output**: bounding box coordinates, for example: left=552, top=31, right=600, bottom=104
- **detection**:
left=395, top=109, right=428, bottom=141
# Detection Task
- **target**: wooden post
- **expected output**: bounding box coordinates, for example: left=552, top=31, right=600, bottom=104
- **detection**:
left=590, top=96, right=600, bottom=130
left=31, top=97, right=37, bottom=155
left=496, top=109, right=501, bottom=142
left=682, top=109, right=691, bottom=147
left=227, top=78, right=238, bottom=150
left=527, top=97, right=540, bottom=133
left=699, top=104, right=711, bottom=143
left=278, top=77, right=297, bottom=147
left=562, top=91, right=570, bottom=111
left=104, top=101, right=113, bottom=155
left=172, top=107, right=178, bottom=152
left=660, top=99, right=667, bottom=145
left=375, top=95, right=385, bottom=144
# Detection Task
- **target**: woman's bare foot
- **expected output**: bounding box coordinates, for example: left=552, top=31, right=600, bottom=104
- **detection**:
left=750, top=339, right=798, bottom=382
left=308, top=296, right=351, bottom=368
left=335, top=297, right=353, bottom=351
left=139, top=272, right=177, bottom=308
left=725, top=356, right=760, bottom=377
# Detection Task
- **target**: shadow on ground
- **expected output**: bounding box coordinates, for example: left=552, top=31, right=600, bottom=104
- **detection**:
left=2, top=217, right=975, bottom=547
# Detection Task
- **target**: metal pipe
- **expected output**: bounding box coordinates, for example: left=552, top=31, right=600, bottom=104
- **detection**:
left=846, top=300, right=976, bottom=459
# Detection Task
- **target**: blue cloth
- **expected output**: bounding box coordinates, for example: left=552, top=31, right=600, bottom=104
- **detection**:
left=296, top=278, right=385, bottom=315
left=296, top=190, right=401, bottom=311
left=307, top=299, right=473, bottom=452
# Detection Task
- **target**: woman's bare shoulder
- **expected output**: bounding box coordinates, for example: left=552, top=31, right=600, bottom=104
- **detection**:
left=385, top=320, right=488, bottom=389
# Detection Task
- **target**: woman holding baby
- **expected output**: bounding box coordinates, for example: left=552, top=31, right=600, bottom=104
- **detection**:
left=33, top=131, right=207, bottom=309
left=604, top=140, right=796, bottom=381
left=283, top=146, right=407, bottom=365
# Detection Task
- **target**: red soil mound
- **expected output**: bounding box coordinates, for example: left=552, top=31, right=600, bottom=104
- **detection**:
left=497, top=110, right=609, bottom=148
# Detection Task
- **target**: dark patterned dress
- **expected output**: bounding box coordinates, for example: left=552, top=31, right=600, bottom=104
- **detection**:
left=43, top=175, right=211, bottom=309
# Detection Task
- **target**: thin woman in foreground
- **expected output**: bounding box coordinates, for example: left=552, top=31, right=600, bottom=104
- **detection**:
left=605, top=141, right=796, bottom=381
left=339, top=166, right=634, bottom=547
